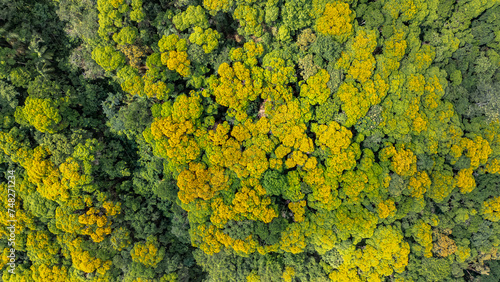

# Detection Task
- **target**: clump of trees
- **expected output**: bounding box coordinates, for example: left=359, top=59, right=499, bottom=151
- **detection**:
left=1, top=0, right=500, bottom=281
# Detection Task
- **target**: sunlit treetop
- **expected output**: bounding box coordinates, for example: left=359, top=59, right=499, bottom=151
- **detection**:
left=316, top=2, right=354, bottom=42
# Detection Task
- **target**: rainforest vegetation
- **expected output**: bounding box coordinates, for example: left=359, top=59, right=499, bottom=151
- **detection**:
left=1, top=0, right=500, bottom=281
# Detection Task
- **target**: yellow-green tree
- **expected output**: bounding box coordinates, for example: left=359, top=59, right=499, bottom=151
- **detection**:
left=16, top=97, right=68, bottom=134
left=130, top=236, right=165, bottom=268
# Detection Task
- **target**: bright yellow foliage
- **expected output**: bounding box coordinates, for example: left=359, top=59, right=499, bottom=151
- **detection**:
left=210, top=185, right=277, bottom=228
left=162, top=50, right=191, bottom=77
left=177, top=163, right=229, bottom=204
left=316, top=2, right=353, bottom=41
left=144, top=72, right=169, bottom=99
left=246, top=272, right=260, bottom=282
left=392, top=147, right=417, bottom=177
left=191, top=224, right=223, bottom=255
left=211, top=62, right=260, bottom=121
left=408, top=171, right=431, bottom=198
left=275, top=145, right=292, bottom=159
left=210, top=197, right=234, bottom=227
left=203, top=0, right=233, bottom=13
left=232, top=235, right=259, bottom=255
left=377, top=199, right=396, bottom=219
left=78, top=205, right=118, bottom=243
left=412, top=221, right=433, bottom=258
left=312, top=121, right=352, bottom=154
left=412, top=113, right=428, bottom=133
left=148, top=115, right=201, bottom=167
left=282, top=266, right=295, bottom=282
left=289, top=200, right=306, bottom=222
left=486, top=158, right=500, bottom=174
left=158, top=34, right=191, bottom=77
left=461, top=136, right=492, bottom=169
left=350, top=58, right=376, bottom=84
left=23, top=147, right=86, bottom=202
left=68, top=237, right=112, bottom=274
left=191, top=223, right=260, bottom=255
left=380, top=145, right=417, bottom=177
left=455, top=168, right=476, bottom=194
left=232, top=186, right=278, bottom=222
left=337, top=29, right=377, bottom=82
left=300, top=69, right=330, bottom=105
left=329, top=264, right=362, bottom=282
left=31, top=264, right=68, bottom=282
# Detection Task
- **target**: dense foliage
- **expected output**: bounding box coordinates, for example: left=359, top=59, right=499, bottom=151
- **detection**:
left=1, top=0, right=500, bottom=281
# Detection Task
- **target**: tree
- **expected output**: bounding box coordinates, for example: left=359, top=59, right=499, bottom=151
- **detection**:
left=299, top=69, right=330, bottom=105
left=315, top=2, right=354, bottom=42
left=482, top=196, right=500, bottom=222
left=130, top=236, right=165, bottom=268
left=15, top=97, right=68, bottom=134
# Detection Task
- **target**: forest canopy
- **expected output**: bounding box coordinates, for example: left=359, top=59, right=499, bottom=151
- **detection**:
left=1, top=0, right=500, bottom=281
